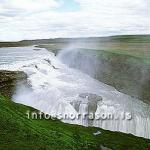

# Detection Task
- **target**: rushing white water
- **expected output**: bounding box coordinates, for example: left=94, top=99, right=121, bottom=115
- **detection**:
left=0, top=46, right=150, bottom=139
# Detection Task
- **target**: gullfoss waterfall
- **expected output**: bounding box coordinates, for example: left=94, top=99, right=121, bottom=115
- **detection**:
left=0, top=46, right=150, bottom=139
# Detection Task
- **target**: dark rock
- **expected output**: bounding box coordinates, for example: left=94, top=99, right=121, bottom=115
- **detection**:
left=79, top=93, right=102, bottom=113
left=70, top=93, right=102, bottom=115
left=0, top=70, right=27, bottom=98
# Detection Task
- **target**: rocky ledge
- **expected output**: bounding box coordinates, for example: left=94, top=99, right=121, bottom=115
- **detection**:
left=0, top=70, right=27, bottom=98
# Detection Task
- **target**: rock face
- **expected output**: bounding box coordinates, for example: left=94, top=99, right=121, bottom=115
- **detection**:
left=79, top=93, right=102, bottom=113
left=0, top=70, right=27, bottom=98
left=70, top=93, right=103, bottom=126
left=70, top=93, right=103, bottom=114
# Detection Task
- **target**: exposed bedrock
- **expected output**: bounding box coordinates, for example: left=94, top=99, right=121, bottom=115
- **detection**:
left=0, top=70, right=27, bottom=98
left=70, top=93, right=103, bottom=126
left=70, top=93, right=102, bottom=113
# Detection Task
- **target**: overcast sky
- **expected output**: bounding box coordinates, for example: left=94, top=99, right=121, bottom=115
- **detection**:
left=0, top=0, right=150, bottom=41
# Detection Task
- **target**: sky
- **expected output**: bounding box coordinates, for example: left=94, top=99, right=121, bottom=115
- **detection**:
left=0, top=0, right=150, bottom=41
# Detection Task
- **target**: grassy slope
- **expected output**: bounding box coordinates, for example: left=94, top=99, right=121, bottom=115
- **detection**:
left=0, top=94, right=150, bottom=150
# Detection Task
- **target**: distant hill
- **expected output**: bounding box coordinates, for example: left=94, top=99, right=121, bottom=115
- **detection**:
left=1, top=35, right=150, bottom=47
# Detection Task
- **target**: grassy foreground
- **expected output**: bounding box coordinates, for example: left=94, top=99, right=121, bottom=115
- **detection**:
left=0, top=94, right=150, bottom=150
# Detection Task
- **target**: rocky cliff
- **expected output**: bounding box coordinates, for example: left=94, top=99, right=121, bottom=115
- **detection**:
left=0, top=70, right=27, bottom=98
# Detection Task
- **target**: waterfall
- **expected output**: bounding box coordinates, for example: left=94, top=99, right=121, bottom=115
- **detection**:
left=57, top=47, right=100, bottom=78
left=0, top=46, right=150, bottom=139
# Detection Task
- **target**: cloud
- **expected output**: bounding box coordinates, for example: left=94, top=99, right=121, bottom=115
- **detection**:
left=0, top=0, right=59, bottom=16
left=0, top=0, right=150, bottom=41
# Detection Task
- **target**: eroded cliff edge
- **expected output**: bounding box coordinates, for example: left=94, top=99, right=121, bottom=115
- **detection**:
left=0, top=70, right=27, bottom=98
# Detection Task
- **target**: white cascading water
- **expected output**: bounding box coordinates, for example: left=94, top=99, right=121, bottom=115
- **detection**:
left=0, top=46, right=150, bottom=139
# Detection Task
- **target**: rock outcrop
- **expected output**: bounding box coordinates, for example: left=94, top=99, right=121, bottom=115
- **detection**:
left=70, top=93, right=102, bottom=114
left=0, top=70, right=27, bottom=98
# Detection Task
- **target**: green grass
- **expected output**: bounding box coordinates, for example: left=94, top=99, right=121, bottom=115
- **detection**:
left=76, top=48, right=150, bottom=65
left=103, top=49, right=150, bottom=64
left=0, top=94, right=150, bottom=150
left=109, top=35, right=150, bottom=43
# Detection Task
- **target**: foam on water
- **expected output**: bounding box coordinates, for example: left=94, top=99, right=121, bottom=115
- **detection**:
left=0, top=46, right=150, bottom=139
